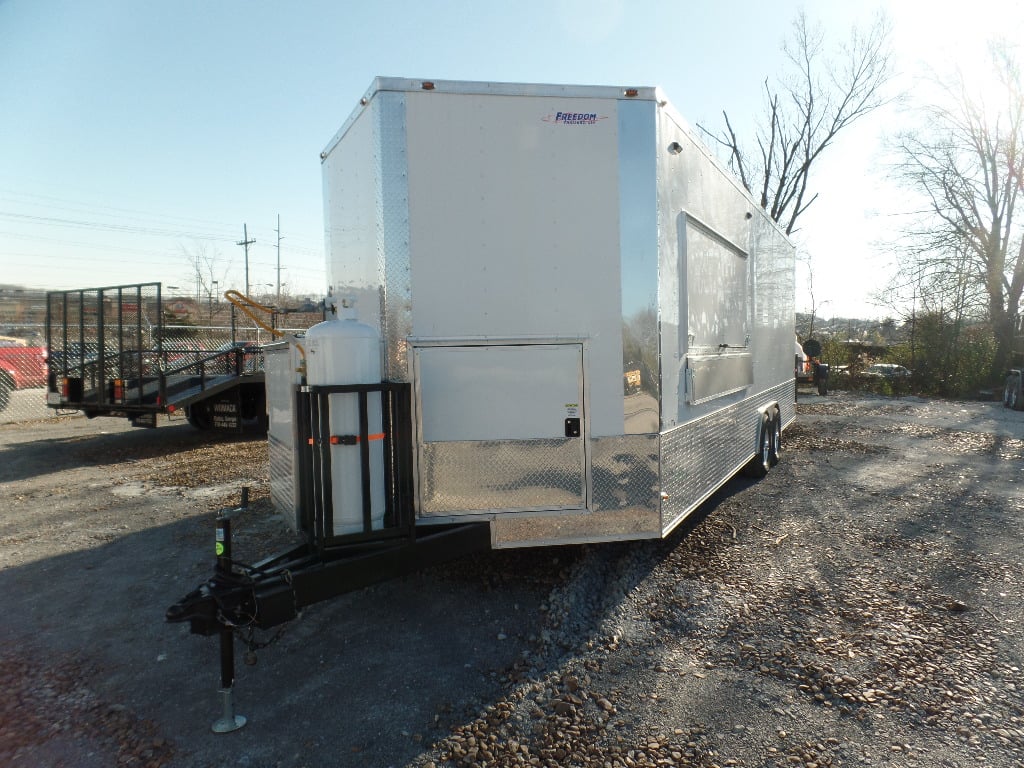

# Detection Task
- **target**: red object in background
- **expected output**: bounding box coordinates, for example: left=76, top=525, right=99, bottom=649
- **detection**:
left=0, top=345, right=48, bottom=388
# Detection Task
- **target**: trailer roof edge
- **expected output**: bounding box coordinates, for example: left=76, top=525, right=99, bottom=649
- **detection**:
left=321, top=77, right=661, bottom=161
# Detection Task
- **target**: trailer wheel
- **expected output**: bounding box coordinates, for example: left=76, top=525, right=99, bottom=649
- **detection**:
left=186, top=401, right=214, bottom=430
left=743, top=414, right=772, bottom=478
left=769, top=409, right=782, bottom=466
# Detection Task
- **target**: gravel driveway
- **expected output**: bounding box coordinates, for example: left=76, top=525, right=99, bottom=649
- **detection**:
left=0, top=393, right=1022, bottom=767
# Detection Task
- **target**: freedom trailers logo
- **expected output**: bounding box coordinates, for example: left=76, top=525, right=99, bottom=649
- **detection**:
left=542, top=111, right=608, bottom=126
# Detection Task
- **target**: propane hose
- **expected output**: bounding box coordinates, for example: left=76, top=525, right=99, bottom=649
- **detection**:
left=223, top=290, right=307, bottom=372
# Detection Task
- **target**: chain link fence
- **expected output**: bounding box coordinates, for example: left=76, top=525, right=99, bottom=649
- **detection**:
left=0, top=285, right=322, bottom=426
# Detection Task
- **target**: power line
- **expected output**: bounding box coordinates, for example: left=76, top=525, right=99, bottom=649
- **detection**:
left=0, top=189, right=327, bottom=252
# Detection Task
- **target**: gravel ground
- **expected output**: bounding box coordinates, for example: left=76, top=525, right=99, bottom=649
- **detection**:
left=0, top=392, right=1022, bottom=767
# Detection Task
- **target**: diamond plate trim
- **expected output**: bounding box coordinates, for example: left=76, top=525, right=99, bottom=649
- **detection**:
left=268, top=432, right=296, bottom=529
left=590, top=434, right=660, bottom=514
left=489, top=435, right=661, bottom=547
left=661, top=380, right=795, bottom=533
left=419, top=439, right=584, bottom=514
left=376, top=93, right=412, bottom=382
left=491, top=504, right=662, bottom=547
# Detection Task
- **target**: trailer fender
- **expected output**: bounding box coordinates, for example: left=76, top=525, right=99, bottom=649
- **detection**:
left=769, top=404, right=782, bottom=466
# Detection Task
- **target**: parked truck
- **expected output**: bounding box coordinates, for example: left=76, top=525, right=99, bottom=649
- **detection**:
left=168, top=79, right=799, bottom=723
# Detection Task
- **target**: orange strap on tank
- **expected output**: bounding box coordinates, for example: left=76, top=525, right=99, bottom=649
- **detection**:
left=321, top=433, right=387, bottom=445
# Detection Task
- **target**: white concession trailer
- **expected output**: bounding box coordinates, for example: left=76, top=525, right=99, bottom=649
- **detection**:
left=265, top=77, right=796, bottom=550
left=170, top=80, right=797, bottom=718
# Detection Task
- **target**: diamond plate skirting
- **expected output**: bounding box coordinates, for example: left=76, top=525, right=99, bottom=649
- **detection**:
left=268, top=432, right=297, bottom=529
left=589, top=434, right=661, bottom=513
left=423, top=383, right=795, bottom=545
left=419, top=438, right=584, bottom=514
left=490, top=434, right=661, bottom=547
left=661, top=379, right=795, bottom=534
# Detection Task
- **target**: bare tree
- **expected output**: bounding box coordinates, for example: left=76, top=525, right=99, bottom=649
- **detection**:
left=700, top=11, right=894, bottom=235
left=893, top=44, right=1024, bottom=382
left=181, top=240, right=233, bottom=322
left=797, top=249, right=830, bottom=339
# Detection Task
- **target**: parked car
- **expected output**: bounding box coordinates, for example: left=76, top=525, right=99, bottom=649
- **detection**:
left=0, top=342, right=48, bottom=388
left=863, top=363, right=912, bottom=379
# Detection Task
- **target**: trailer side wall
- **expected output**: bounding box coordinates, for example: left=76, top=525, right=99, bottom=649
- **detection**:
left=655, top=107, right=796, bottom=534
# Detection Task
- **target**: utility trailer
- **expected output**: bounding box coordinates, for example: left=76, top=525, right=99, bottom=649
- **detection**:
left=46, top=283, right=268, bottom=430
left=168, top=78, right=797, bottom=726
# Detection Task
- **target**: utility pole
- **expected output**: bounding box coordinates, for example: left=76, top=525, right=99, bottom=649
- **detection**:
left=275, top=214, right=284, bottom=304
left=237, top=224, right=255, bottom=296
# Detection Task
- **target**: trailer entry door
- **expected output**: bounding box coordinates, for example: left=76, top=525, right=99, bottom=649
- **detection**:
left=415, top=344, right=586, bottom=515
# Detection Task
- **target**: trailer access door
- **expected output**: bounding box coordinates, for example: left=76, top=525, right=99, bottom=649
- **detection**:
left=414, top=344, right=586, bottom=516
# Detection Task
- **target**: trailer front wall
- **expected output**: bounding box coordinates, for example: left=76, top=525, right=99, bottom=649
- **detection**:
left=323, top=83, right=664, bottom=533
left=321, top=80, right=794, bottom=546
left=403, top=90, right=629, bottom=437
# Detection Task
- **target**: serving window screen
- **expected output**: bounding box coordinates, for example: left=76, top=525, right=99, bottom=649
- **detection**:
left=681, top=214, right=749, bottom=351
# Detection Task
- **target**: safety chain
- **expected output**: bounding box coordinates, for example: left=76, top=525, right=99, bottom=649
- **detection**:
left=236, top=569, right=301, bottom=665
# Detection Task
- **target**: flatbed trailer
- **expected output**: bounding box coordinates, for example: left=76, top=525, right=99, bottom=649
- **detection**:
left=45, top=283, right=267, bottom=429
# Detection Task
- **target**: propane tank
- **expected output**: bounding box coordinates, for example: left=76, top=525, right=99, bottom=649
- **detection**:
left=304, top=297, right=385, bottom=536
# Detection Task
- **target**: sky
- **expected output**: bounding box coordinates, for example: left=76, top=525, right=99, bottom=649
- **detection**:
left=2, top=0, right=1023, bottom=319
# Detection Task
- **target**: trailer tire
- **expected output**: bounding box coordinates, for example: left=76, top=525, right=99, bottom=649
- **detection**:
left=186, top=402, right=214, bottom=430
left=744, top=414, right=772, bottom=478
left=769, top=409, right=782, bottom=466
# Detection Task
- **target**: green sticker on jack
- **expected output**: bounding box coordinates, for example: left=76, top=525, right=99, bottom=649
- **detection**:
left=215, top=542, right=225, bottom=556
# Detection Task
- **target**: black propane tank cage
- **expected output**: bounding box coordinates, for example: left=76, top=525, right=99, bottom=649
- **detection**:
left=300, top=381, right=417, bottom=550
left=167, top=379, right=490, bottom=731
